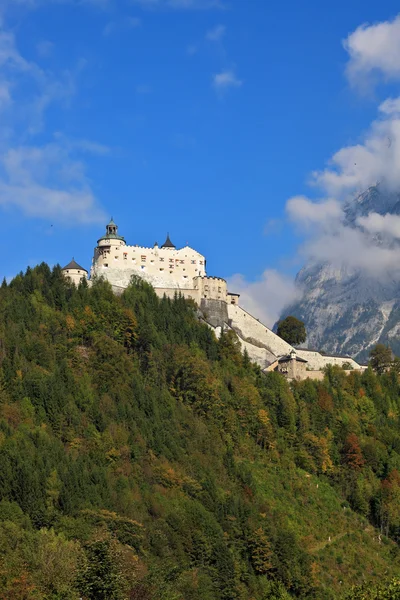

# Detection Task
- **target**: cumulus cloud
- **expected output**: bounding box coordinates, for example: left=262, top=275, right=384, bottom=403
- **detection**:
left=213, top=69, right=242, bottom=92
left=310, top=97, right=400, bottom=197
left=0, top=24, right=106, bottom=224
left=286, top=196, right=343, bottom=228
left=344, top=14, right=400, bottom=88
left=227, top=270, right=301, bottom=327
left=356, top=212, right=400, bottom=239
left=244, top=14, right=400, bottom=319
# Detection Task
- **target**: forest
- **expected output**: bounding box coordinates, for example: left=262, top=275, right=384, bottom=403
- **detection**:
left=0, top=264, right=400, bottom=599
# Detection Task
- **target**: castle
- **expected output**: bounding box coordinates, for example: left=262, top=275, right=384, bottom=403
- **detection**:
left=62, top=219, right=365, bottom=379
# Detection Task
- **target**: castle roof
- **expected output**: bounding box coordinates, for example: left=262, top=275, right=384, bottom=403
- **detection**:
left=278, top=353, right=308, bottom=364
left=161, top=233, right=176, bottom=248
left=107, top=217, right=117, bottom=226
left=62, top=259, right=87, bottom=272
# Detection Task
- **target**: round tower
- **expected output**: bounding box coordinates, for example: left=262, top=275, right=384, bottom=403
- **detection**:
left=62, top=258, right=88, bottom=285
left=93, top=218, right=127, bottom=268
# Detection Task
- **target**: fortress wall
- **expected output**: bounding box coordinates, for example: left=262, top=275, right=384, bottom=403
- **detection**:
left=227, top=304, right=294, bottom=357
left=93, top=241, right=206, bottom=285
left=194, top=276, right=228, bottom=302
left=199, top=298, right=228, bottom=328
left=295, top=349, right=360, bottom=370
left=205, top=321, right=277, bottom=369
left=92, top=266, right=196, bottom=290
left=238, top=338, right=277, bottom=369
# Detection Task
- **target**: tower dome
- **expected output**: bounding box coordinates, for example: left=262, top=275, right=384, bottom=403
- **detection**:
left=97, top=218, right=126, bottom=244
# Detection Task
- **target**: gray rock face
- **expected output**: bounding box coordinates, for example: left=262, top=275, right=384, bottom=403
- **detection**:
left=282, top=185, right=400, bottom=362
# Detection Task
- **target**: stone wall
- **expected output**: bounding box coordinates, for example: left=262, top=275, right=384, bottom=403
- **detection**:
left=295, top=349, right=361, bottom=371
left=92, top=238, right=206, bottom=288
left=227, top=304, right=293, bottom=357
left=194, top=276, right=227, bottom=302
left=199, top=298, right=228, bottom=328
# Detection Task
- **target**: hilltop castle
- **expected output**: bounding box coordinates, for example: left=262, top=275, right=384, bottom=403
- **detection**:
left=61, top=218, right=364, bottom=379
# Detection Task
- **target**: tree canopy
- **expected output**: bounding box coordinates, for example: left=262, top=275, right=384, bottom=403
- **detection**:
left=0, top=265, right=399, bottom=598
left=369, top=343, right=393, bottom=374
left=277, top=315, right=307, bottom=345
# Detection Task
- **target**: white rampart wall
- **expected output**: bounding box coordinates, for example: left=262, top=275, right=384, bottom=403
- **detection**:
left=227, top=304, right=293, bottom=357
left=295, top=349, right=361, bottom=370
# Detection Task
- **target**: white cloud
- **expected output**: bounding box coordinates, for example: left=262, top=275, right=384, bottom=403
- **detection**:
left=206, top=24, right=225, bottom=42
left=310, top=97, right=400, bottom=197
left=0, top=24, right=106, bottom=224
left=344, top=14, right=400, bottom=88
left=286, top=196, right=342, bottom=228
left=0, top=142, right=106, bottom=223
left=213, top=69, right=242, bottom=92
left=356, top=212, right=400, bottom=239
left=227, top=270, right=300, bottom=327
left=379, top=97, right=400, bottom=115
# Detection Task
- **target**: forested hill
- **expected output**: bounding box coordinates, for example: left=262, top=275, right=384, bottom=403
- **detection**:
left=1, top=265, right=400, bottom=599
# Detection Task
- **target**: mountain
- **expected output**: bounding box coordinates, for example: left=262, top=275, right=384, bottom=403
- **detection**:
left=283, top=185, right=400, bottom=362
left=1, top=264, right=400, bottom=599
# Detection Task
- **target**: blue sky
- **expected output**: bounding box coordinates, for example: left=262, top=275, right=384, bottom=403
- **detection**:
left=3, top=0, right=400, bottom=322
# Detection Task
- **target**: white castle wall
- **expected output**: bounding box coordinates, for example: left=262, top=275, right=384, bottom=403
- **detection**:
left=295, top=349, right=361, bottom=371
left=92, top=237, right=206, bottom=289
left=227, top=304, right=293, bottom=357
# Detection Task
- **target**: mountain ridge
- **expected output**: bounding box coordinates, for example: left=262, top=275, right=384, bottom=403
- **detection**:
left=283, top=184, right=400, bottom=361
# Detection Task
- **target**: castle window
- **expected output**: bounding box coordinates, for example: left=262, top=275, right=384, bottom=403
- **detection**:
left=199, top=261, right=204, bottom=265
left=141, top=256, right=146, bottom=262
left=180, top=260, right=184, bottom=264
left=104, top=263, right=108, bottom=268
left=160, top=258, right=164, bottom=262
left=160, top=268, right=164, bottom=271
left=115, top=256, right=118, bottom=260
left=218, top=287, right=221, bottom=292
left=191, top=260, right=196, bottom=264
left=169, top=259, right=173, bottom=263
left=183, top=275, right=188, bottom=279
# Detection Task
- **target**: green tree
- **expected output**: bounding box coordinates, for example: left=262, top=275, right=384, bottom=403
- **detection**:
left=276, top=316, right=306, bottom=346
left=369, top=344, right=392, bottom=375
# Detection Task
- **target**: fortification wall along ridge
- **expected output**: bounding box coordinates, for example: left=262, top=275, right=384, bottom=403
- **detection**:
left=295, top=349, right=360, bottom=371
left=227, top=304, right=293, bottom=357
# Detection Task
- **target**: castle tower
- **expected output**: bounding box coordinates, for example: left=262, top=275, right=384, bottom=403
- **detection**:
left=62, top=258, right=88, bottom=285
left=100, top=218, right=125, bottom=244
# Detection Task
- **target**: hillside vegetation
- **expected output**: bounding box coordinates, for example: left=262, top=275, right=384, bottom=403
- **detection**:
left=1, top=265, right=400, bottom=599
